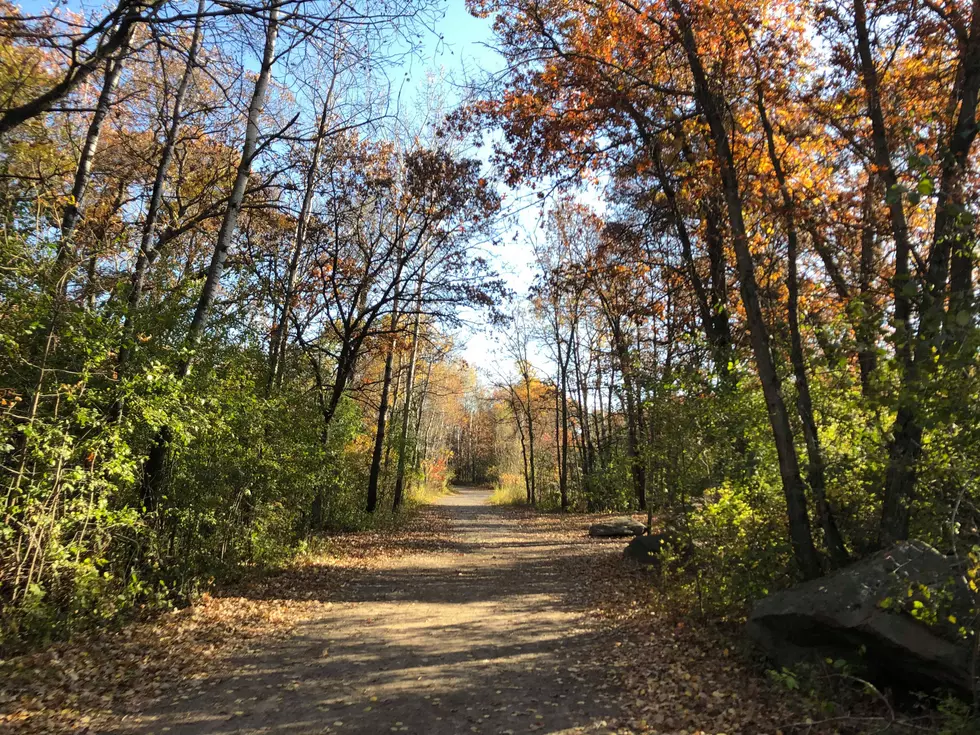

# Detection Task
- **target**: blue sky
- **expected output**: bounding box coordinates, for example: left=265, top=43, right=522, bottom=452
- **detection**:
left=21, top=0, right=540, bottom=375
left=411, top=3, right=610, bottom=379
left=407, top=1, right=543, bottom=375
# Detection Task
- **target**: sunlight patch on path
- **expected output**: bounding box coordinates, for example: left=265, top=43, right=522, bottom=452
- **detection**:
left=116, top=487, right=624, bottom=735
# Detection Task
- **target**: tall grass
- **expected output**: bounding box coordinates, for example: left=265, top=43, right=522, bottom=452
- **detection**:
left=489, top=473, right=526, bottom=505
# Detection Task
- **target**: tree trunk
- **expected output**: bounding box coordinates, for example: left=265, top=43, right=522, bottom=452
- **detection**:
left=863, top=0, right=980, bottom=544
left=120, top=0, right=205, bottom=369
left=0, top=0, right=148, bottom=137
left=553, top=381, right=562, bottom=502
left=411, top=359, right=433, bottom=474
left=934, top=3, right=980, bottom=344
left=671, top=125, right=736, bottom=386
left=267, top=73, right=339, bottom=395
left=704, top=196, right=734, bottom=386
left=367, top=280, right=403, bottom=513
left=469, top=410, right=476, bottom=482
left=520, top=368, right=537, bottom=506
left=392, top=264, right=427, bottom=510
left=58, top=31, right=131, bottom=284
left=649, top=142, right=723, bottom=377
left=670, top=0, right=820, bottom=578
left=606, top=365, right=615, bottom=458
left=594, top=360, right=606, bottom=462
left=599, top=300, right=645, bottom=510
left=383, top=350, right=404, bottom=480
left=367, top=339, right=397, bottom=512
left=756, top=86, right=850, bottom=567
left=855, top=181, right=880, bottom=395
left=141, top=5, right=278, bottom=506
left=180, top=4, right=280, bottom=378
left=614, top=322, right=645, bottom=510
left=572, top=327, right=594, bottom=484
left=562, top=337, right=574, bottom=509
left=511, top=389, right=532, bottom=504
left=552, top=317, right=571, bottom=511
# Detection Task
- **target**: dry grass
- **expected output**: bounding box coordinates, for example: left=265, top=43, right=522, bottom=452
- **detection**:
left=489, top=473, right=527, bottom=505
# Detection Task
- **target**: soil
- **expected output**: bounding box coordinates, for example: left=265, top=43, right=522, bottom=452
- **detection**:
left=112, top=486, right=629, bottom=735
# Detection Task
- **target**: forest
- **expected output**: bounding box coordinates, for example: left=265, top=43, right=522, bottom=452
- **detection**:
left=0, top=0, right=508, bottom=646
left=1, top=0, right=980, bottom=723
left=462, top=0, right=980, bottom=610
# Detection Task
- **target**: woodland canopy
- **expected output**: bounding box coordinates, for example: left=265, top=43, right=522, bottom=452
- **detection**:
left=1, top=0, right=979, bottom=692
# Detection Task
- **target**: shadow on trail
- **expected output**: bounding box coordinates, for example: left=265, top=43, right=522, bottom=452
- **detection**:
left=109, top=487, right=626, bottom=735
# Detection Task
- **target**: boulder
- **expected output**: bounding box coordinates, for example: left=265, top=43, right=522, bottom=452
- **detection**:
left=624, top=533, right=670, bottom=565
left=588, top=517, right=646, bottom=538
left=623, top=532, right=693, bottom=566
left=748, top=541, right=975, bottom=694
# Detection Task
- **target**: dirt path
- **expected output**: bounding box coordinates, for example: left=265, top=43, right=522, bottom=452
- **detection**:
left=118, top=487, right=625, bottom=735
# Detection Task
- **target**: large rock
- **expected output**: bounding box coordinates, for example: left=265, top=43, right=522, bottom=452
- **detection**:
left=748, top=541, right=975, bottom=694
left=588, top=517, right=646, bottom=538
left=624, top=532, right=694, bottom=566
left=624, top=533, right=670, bottom=565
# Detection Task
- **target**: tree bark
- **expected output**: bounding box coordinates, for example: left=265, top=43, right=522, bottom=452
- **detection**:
left=120, top=0, right=205, bottom=368
left=852, top=0, right=917, bottom=545
left=611, top=316, right=645, bottom=510
left=180, top=3, right=280, bottom=378
left=509, top=387, right=532, bottom=504
left=141, top=5, right=278, bottom=507
left=366, top=278, right=403, bottom=513
left=411, top=359, right=433, bottom=474
left=524, top=370, right=537, bottom=506
left=268, top=72, right=340, bottom=394
left=669, top=0, right=821, bottom=578
left=57, top=29, right=131, bottom=284
left=572, top=325, right=595, bottom=486
left=756, top=86, right=850, bottom=567
left=551, top=310, right=572, bottom=511
left=935, top=1, right=980, bottom=342
left=855, top=181, right=880, bottom=395
left=861, top=0, right=980, bottom=544
left=560, top=374, right=570, bottom=511
left=0, top=0, right=150, bottom=137
left=392, top=260, right=427, bottom=510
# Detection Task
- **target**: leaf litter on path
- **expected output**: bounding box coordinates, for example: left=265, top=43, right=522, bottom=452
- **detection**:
left=2, top=502, right=899, bottom=735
